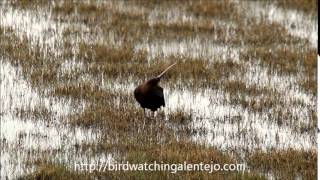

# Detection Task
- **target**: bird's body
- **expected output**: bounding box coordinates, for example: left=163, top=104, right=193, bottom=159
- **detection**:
left=134, top=63, right=176, bottom=112
left=134, top=77, right=165, bottom=111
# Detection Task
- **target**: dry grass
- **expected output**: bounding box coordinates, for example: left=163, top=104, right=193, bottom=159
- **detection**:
left=168, top=109, right=192, bottom=124
left=15, top=107, right=52, bottom=120
left=6, top=0, right=49, bottom=9
left=187, top=0, right=242, bottom=20
left=275, top=0, right=318, bottom=15
left=150, top=20, right=215, bottom=36
left=248, top=149, right=317, bottom=179
left=236, top=18, right=305, bottom=46
left=51, top=83, right=117, bottom=100
left=241, top=46, right=316, bottom=96
left=23, top=162, right=264, bottom=180
left=23, top=164, right=86, bottom=180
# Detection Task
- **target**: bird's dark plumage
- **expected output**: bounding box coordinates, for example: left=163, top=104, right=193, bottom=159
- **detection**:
left=134, top=63, right=176, bottom=112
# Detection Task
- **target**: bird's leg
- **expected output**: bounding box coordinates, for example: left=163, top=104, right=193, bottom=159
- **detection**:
left=152, top=111, right=157, bottom=129
left=154, top=111, right=158, bottom=134
left=142, top=108, right=146, bottom=130
left=155, top=111, right=158, bottom=127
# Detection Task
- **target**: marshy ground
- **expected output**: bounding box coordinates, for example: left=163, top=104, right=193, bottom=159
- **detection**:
left=0, top=0, right=317, bottom=179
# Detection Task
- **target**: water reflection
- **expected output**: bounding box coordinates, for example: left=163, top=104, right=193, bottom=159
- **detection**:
left=241, top=1, right=317, bottom=47
left=0, top=60, right=101, bottom=179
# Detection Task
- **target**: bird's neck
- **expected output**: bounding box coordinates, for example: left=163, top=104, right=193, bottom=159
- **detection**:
left=147, top=77, right=160, bottom=86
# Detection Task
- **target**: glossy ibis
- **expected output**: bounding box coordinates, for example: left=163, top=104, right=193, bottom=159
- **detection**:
left=134, top=62, right=177, bottom=113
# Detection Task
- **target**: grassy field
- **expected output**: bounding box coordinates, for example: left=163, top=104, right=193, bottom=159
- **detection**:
left=0, top=0, right=317, bottom=179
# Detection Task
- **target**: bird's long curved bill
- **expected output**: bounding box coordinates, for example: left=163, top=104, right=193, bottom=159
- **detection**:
left=157, top=62, right=177, bottom=78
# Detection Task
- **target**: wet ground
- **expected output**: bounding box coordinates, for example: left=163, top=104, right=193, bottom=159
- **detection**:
left=0, top=0, right=317, bottom=179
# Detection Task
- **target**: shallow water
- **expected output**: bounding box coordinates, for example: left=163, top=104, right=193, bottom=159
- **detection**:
left=135, top=39, right=241, bottom=62
left=0, top=0, right=317, bottom=178
left=165, top=87, right=314, bottom=151
left=0, top=60, right=103, bottom=178
left=0, top=6, right=66, bottom=57
left=241, top=1, right=318, bottom=48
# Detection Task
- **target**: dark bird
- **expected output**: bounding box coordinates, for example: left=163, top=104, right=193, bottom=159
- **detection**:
left=134, top=62, right=177, bottom=112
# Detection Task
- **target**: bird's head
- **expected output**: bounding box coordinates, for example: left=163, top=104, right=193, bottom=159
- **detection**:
left=147, top=77, right=161, bottom=86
